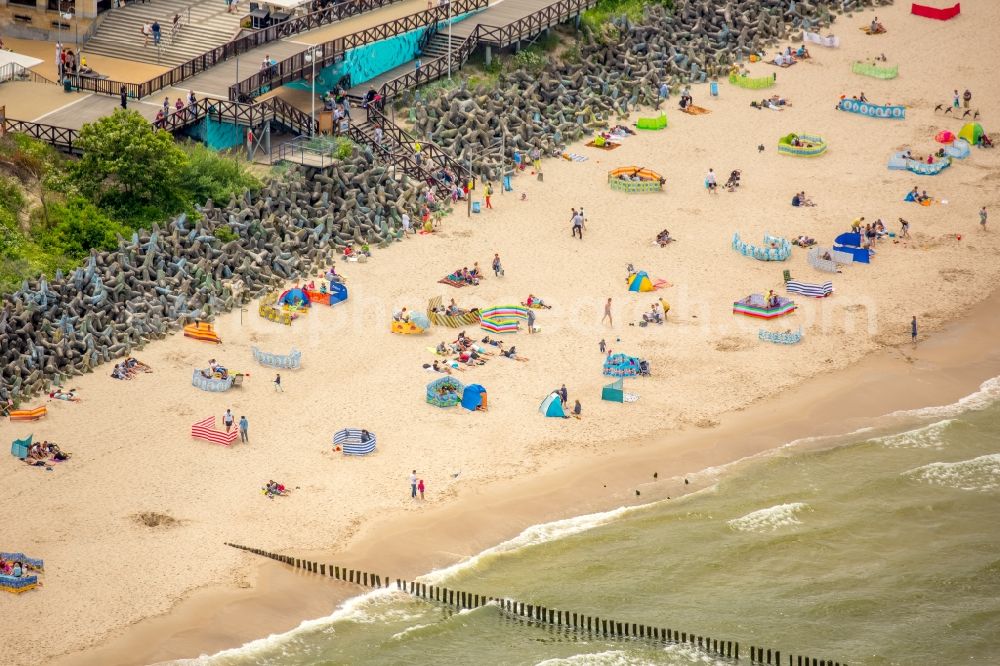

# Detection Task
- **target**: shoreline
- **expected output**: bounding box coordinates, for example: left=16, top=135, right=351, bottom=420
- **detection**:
left=62, top=285, right=1000, bottom=666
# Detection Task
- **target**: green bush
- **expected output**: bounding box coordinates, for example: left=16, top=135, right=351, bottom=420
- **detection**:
left=35, top=196, right=127, bottom=259
left=581, top=0, right=672, bottom=32
left=179, top=142, right=261, bottom=205
left=214, top=225, right=237, bottom=243
left=72, top=110, right=188, bottom=214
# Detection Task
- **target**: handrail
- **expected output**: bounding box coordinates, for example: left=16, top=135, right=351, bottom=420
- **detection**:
left=70, top=0, right=407, bottom=100
left=2, top=118, right=81, bottom=153
left=474, top=0, right=598, bottom=47
left=227, top=0, right=488, bottom=101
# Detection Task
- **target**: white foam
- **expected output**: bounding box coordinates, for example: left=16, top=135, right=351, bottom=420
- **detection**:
left=727, top=502, right=809, bottom=532
left=535, top=650, right=648, bottom=666
left=888, top=376, right=1000, bottom=420
left=907, top=453, right=1000, bottom=492
left=873, top=419, right=955, bottom=449
left=156, top=587, right=401, bottom=665
left=418, top=504, right=636, bottom=584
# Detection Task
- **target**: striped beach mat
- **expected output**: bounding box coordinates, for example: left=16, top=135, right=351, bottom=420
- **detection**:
left=786, top=280, right=834, bottom=297
left=562, top=153, right=588, bottom=162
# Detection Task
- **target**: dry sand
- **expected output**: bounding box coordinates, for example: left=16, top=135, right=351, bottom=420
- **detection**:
left=3, top=2, right=1000, bottom=664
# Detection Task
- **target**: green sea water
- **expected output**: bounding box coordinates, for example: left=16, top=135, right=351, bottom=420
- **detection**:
left=175, top=378, right=1000, bottom=666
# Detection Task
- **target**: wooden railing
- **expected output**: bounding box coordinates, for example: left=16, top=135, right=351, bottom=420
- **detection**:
left=227, top=0, right=488, bottom=101
left=2, top=119, right=81, bottom=153
left=372, top=0, right=598, bottom=102
left=376, top=32, right=477, bottom=100
left=475, top=0, right=598, bottom=47
left=70, top=0, right=405, bottom=100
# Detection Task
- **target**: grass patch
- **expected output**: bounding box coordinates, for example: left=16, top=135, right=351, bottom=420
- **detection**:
left=581, top=0, right=672, bottom=32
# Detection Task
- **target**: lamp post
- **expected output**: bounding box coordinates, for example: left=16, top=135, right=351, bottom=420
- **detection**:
left=304, top=45, right=323, bottom=137
left=447, top=0, right=452, bottom=80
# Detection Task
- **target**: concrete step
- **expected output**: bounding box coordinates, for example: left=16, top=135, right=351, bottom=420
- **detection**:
left=84, top=0, right=243, bottom=67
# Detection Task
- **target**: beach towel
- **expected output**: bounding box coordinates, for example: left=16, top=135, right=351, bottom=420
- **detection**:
left=682, top=105, right=711, bottom=115
left=561, top=153, right=588, bottom=162
left=585, top=140, right=621, bottom=150
left=438, top=276, right=466, bottom=288
left=802, top=31, right=840, bottom=47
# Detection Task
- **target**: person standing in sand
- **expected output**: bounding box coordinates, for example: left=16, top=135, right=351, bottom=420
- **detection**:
left=239, top=416, right=249, bottom=443
left=273, top=373, right=283, bottom=392
left=980, top=206, right=988, bottom=230
left=705, top=168, right=717, bottom=192
left=410, top=470, right=417, bottom=498
left=599, top=338, right=606, bottom=354
left=418, top=479, right=425, bottom=500
left=911, top=316, right=918, bottom=345
left=223, top=409, right=234, bottom=433
left=602, top=297, right=613, bottom=326
left=492, top=253, right=503, bottom=277
left=484, top=182, right=493, bottom=209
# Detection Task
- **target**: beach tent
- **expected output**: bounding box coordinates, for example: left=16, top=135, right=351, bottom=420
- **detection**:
left=602, top=379, right=639, bottom=403
left=278, top=288, right=311, bottom=308
left=603, top=353, right=645, bottom=377
left=10, top=435, right=32, bottom=459
left=935, top=130, right=956, bottom=144
left=539, top=393, right=566, bottom=418
left=958, top=122, right=984, bottom=145
left=461, top=384, right=488, bottom=411
left=627, top=271, right=656, bottom=292
left=426, top=376, right=465, bottom=408
left=834, top=232, right=871, bottom=264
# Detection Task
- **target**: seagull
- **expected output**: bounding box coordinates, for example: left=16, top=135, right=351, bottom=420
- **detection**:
left=451, top=470, right=461, bottom=479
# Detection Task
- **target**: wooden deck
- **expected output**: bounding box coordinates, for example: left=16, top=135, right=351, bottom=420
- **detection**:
left=449, top=0, right=555, bottom=39
left=34, top=94, right=162, bottom=130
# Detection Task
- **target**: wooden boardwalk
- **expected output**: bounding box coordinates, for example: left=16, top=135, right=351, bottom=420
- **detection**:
left=449, top=0, right=558, bottom=40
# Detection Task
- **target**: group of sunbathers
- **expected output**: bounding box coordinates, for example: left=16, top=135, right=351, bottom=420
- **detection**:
left=656, top=229, right=674, bottom=247
left=522, top=294, right=552, bottom=309
left=640, top=302, right=666, bottom=325
left=751, top=95, right=792, bottom=111
left=22, top=440, right=71, bottom=467
left=432, top=331, right=499, bottom=370
left=791, top=191, right=815, bottom=207
left=263, top=480, right=290, bottom=498
left=793, top=236, right=817, bottom=247
left=0, top=557, right=39, bottom=578
left=772, top=45, right=809, bottom=66
left=446, top=264, right=483, bottom=286
left=868, top=17, right=886, bottom=34
left=343, top=244, right=372, bottom=260
left=907, top=186, right=932, bottom=204
left=111, top=357, right=152, bottom=380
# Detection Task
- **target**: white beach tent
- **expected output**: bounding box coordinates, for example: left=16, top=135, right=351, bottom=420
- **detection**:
left=0, top=50, right=44, bottom=83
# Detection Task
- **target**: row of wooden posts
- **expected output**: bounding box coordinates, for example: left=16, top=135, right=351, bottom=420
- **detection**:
left=224, top=542, right=846, bottom=666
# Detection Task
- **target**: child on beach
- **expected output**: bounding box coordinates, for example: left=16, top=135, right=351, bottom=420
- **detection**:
left=418, top=479, right=425, bottom=500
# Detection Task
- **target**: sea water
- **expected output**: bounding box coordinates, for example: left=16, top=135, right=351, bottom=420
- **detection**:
left=173, top=379, right=1000, bottom=666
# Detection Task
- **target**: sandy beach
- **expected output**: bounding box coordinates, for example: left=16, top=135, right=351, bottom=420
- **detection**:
left=3, top=2, right=1000, bottom=664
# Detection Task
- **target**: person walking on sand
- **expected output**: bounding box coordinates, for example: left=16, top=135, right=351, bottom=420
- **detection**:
left=239, top=415, right=249, bottom=443
left=527, top=307, right=535, bottom=334
left=410, top=470, right=417, bottom=498
left=602, top=297, right=613, bottom=326
left=273, top=373, right=283, bottom=392
left=484, top=181, right=493, bottom=209
left=599, top=338, right=606, bottom=354
left=705, top=168, right=717, bottom=192
left=223, top=409, right=234, bottom=433
left=571, top=209, right=585, bottom=239
left=418, top=479, right=425, bottom=500
left=980, top=206, right=988, bottom=231
left=911, top=316, right=918, bottom=345
left=559, top=384, right=568, bottom=406
left=492, top=253, right=503, bottom=277
left=899, top=217, right=910, bottom=239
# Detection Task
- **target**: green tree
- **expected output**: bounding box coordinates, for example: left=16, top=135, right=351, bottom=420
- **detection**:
left=72, top=110, right=188, bottom=212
